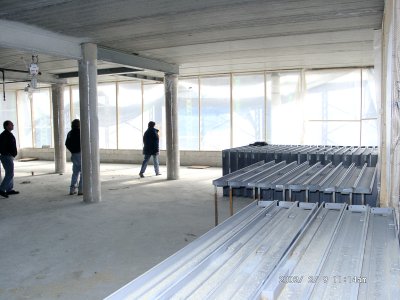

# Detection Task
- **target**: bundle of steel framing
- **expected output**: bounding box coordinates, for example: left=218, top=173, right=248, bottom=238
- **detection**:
left=221, top=145, right=378, bottom=200
left=212, top=160, right=377, bottom=223
left=222, top=145, right=378, bottom=175
left=106, top=201, right=400, bottom=300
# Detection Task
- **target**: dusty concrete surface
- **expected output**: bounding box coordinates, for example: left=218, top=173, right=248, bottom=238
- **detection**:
left=0, top=161, right=251, bottom=300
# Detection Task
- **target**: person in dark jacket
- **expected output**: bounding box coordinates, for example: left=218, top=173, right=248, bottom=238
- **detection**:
left=139, top=121, right=161, bottom=178
left=0, top=120, right=19, bottom=198
left=65, top=119, right=82, bottom=195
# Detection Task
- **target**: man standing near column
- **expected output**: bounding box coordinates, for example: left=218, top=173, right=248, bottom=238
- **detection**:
left=139, top=121, right=161, bottom=178
left=0, top=120, right=19, bottom=198
left=65, top=119, right=83, bottom=195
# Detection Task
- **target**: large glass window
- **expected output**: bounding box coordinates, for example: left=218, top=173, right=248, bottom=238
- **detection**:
left=118, top=82, right=143, bottom=149
left=305, top=121, right=360, bottom=146
left=143, top=83, right=166, bottom=150
left=361, top=68, right=378, bottom=146
left=266, top=72, right=302, bottom=144
left=200, top=76, right=230, bottom=150
left=0, top=92, right=19, bottom=146
left=63, top=87, right=71, bottom=139
left=178, top=78, right=199, bottom=150
left=305, top=70, right=361, bottom=120
left=361, top=119, right=378, bottom=146
left=17, top=91, right=33, bottom=148
left=232, top=73, right=265, bottom=147
left=32, top=89, right=52, bottom=148
left=12, top=67, right=378, bottom=152
left=98, top=83, right=117, bottom=149
left=71, top=86, right=80, bottom=120
left=304, top=70, right=362, bottom=145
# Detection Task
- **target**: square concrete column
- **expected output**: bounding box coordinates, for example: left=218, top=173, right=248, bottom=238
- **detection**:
left=165, top=73, right=180, bottom=180
left=78, top=43, right=101, bottom=203
left=51, top=84, right=66, bottom=174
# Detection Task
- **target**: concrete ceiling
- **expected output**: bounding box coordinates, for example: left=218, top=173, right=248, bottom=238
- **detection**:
left=0, top=0, right=384, bottom=88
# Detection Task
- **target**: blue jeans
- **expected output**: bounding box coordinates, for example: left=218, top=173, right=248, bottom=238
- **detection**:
left=70, top=152, right=82, bottom=192
left=0, top=155, right=14, bottom=192
left=140, top=154, right=160, bottom=175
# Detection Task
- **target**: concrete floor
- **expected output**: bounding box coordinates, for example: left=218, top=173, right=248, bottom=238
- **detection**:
left=0, top=160, right=251, bottom=300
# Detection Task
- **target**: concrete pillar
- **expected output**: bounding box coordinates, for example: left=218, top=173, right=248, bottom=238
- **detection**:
left=51, top=84, right=66, bottom=174
left=164, top=73, right=180, bottom=180
left=78, top=43, right=101, bottom=203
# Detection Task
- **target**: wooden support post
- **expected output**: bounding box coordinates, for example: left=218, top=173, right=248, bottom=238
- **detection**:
left=229, top=187, right=233, bottom=216
left=214, top=186, right=218, bottom=226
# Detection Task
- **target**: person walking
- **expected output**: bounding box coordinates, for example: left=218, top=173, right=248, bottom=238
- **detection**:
left=65, top=119, right=83, bottom=195
left=0, top=120, right=19, bottom=198
left=139, top=121, right=161, bottom=178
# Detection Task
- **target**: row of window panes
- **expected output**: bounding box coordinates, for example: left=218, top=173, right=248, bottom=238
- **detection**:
left=0, top=68, right=378, bottom=151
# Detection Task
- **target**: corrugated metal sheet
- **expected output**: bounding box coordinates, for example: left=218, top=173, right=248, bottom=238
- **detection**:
left=105, top=201, right=400, bottom=299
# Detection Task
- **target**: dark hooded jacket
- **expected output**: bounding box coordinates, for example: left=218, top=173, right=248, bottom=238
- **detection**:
left=143, top=127, right=159, bottom=155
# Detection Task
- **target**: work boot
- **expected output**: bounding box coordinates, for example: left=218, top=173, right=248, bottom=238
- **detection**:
left=6, top=190, right=19, bottom=195
left=0, top=190, right=9, bottom=198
